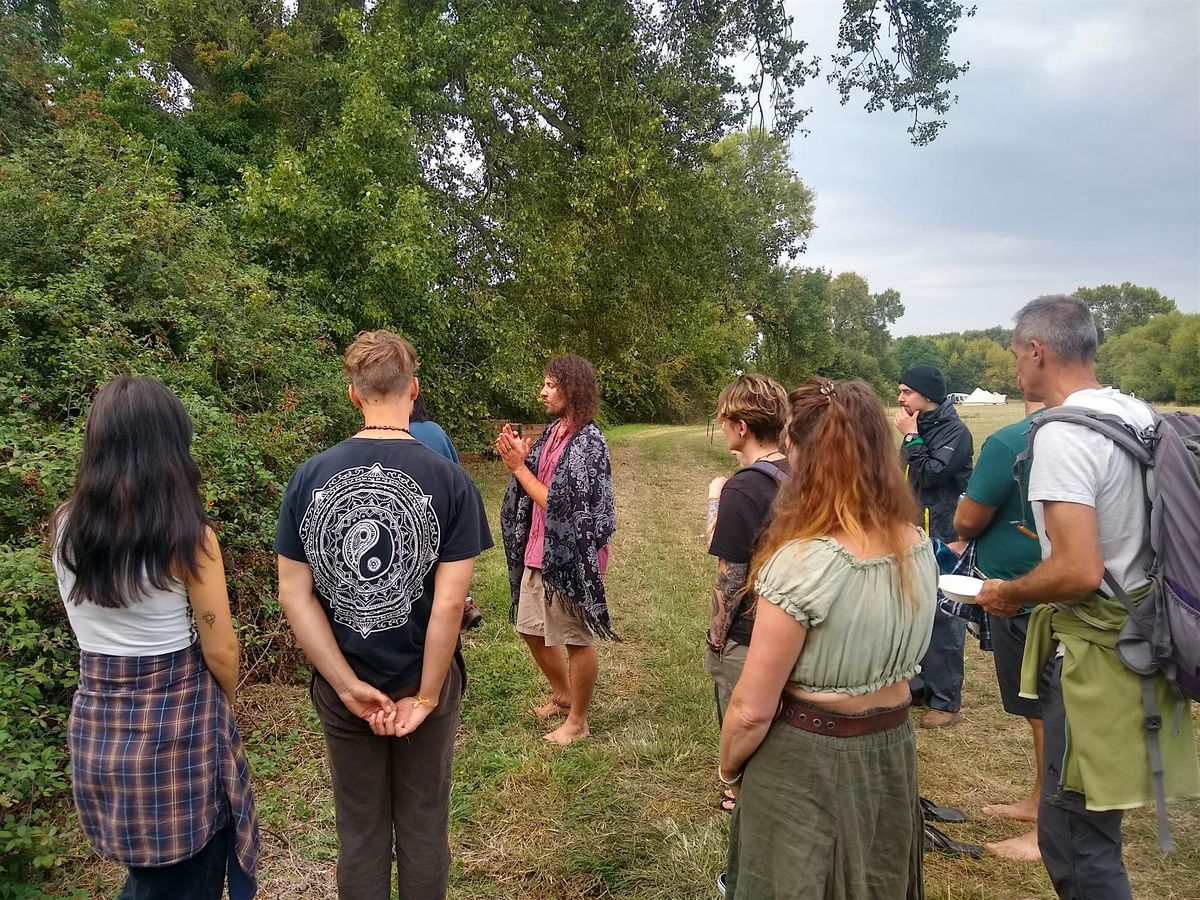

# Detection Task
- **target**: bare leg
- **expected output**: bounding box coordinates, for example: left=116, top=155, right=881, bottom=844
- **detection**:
left=520, top=632, right=572, bottom=717
left=984, top=717, right=1045, bottom=822
left=986, top=828, right=1041, bottom=861
left=985, top=717, right=1045, bottom=862
left=545, top=644, right=597, bottom=745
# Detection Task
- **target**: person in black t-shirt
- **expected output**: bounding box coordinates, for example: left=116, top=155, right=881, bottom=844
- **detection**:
left=704, top=375, right=790, bottom=813
left=275, top=331, right=491, bottom=900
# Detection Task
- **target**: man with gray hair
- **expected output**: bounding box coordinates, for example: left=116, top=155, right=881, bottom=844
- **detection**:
left=978, top=296, right=1199, bottom=899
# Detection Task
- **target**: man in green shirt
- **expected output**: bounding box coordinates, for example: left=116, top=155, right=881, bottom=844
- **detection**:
left=955, top=399, right=1044, bottom=862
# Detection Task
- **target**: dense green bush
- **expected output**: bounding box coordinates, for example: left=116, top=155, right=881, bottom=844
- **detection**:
left=0, top=548, right=75, bottom=896
left=0, top=108, right=358, bottom=650
left=0, top=113, right=359, bottom=884
left=1097, top=313, right=1200, bottom=405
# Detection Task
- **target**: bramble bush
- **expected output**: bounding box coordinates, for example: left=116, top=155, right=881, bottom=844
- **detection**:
left=0, top=113, right=356, bottom=886
left=0, top=548, right=75, bottom=897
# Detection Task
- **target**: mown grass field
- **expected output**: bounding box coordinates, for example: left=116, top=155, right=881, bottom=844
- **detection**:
left=51, top=408, right=1200, bottom=899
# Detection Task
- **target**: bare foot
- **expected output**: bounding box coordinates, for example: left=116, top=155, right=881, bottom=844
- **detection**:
left=543, top=720, right=589, bottom=746
left=533, top=697, right=571, bottom=719
left=985, top=828, right=1041, bottom=861
left=982, top=797, right=1039, bottom=823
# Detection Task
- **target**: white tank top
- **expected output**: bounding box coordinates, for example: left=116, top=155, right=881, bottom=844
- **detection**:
left=53, top=552, right=196, bottom=657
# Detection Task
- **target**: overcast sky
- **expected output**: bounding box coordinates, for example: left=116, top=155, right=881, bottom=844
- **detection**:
left=784, top=0, right=1200, bottom=335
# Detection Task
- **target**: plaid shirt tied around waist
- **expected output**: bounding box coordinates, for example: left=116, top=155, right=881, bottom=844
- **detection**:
left=69, top=641, right=259, bottom=897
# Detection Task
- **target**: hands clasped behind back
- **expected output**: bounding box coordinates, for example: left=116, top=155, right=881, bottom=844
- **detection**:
left=368, top=697, right=436, bottom=738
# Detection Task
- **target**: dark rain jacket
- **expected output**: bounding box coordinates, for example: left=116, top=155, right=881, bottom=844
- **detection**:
left=902, top=399, right=973, bottom=543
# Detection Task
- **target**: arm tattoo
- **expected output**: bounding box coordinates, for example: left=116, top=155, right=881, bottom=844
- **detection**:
left=202, top=612, right=217, bottom=629
left=706, top=497, right=719, bottom=531
left=717, top=562, right=749, bottom=618
left=709, top=559, right=749, bottom=650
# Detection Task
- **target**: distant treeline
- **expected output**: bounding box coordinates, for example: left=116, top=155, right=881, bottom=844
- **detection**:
left=885, top=285, right=1192, bottom=404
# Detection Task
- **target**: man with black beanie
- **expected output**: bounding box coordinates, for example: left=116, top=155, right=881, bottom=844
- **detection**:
left=895, top=363, right=974, bottom=728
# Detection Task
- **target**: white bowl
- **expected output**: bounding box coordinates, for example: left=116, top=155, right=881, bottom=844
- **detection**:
left=939, top=574, right=985, bottom=604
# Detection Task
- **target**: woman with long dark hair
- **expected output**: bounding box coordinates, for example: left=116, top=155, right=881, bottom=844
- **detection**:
left=718, top=379, right=937, bottom=899
left=53, top=377, right=258, bottom=899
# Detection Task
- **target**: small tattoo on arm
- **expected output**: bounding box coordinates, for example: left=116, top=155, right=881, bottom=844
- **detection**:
left=202, top=612, right=217, bottom=629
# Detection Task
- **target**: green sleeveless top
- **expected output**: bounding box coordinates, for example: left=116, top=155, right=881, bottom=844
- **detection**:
left=754, top=537, right=938, bottom=695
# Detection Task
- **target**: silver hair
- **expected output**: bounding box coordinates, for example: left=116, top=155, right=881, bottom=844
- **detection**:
left=1012, top=295, right=1098, bottom=362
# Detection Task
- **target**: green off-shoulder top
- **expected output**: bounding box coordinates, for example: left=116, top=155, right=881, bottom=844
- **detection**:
left=754, top=537, right=939, bottom=696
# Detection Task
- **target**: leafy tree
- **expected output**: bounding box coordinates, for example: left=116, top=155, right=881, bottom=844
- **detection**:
left=1074, top=282, right=1177, bottom=341
left=829, top=0, right=976, bottom=144
left=752, top=266, right=835, bottom=386
left=1164, top=316, right=1200, bottom=405
left=824, top=272, right=905, bottom=391
left=0, top=10, right=53, bottom=151
left=0, top=107, right=352, bottom=647
left=1097, top=312, right=1200, bottom=404
left=890, top=335, right=945, bottom=378
left=978, top=338, right=1018, bottom=395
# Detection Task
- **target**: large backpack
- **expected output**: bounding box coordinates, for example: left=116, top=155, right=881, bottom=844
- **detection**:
left=1020, top=404, right=1200, bottom=851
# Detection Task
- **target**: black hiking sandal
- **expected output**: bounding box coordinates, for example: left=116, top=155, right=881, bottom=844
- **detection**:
left=920, top=796, right=967, bottom=824
left=924, top=822, right=984, bottom=858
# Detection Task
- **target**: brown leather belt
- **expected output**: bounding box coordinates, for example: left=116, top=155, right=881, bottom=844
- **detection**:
left=776, top=695, right=912, bottom=737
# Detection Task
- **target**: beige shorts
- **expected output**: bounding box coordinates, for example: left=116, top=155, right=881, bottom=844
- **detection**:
left=515, top=567, right=594, bottom=647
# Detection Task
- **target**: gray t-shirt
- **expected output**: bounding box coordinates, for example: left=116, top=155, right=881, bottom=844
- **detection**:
left=1028, top=387, right=1153, bottom=594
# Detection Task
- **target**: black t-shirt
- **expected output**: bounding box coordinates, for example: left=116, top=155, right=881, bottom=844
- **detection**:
left=708, top=459, right=789, bottom=644
left=274, top=438, right=493, bottom=692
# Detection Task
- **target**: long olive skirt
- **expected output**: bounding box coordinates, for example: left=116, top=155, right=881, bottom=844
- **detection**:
left=726, top=718, right=923, bottom=900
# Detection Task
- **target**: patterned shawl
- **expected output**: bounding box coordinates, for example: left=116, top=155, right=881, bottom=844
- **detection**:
left=500, top=420, right=618, bottom=639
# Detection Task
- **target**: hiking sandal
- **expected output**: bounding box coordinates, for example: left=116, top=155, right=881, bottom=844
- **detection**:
left=920, top=796, right=967, bottom=824
left=923, top=823, right=984, bottom=858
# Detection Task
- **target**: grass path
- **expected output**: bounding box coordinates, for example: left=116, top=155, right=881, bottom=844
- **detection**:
left=52, top=422, right=1199, bottom=898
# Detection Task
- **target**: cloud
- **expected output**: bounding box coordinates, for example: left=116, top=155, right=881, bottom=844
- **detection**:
left=960, top=4, right=1147, bottom=90
left=784, top=0, right=1200, bottom=334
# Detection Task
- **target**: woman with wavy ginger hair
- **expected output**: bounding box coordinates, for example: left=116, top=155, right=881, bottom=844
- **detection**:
left=718, top=378, right=937, bottom=900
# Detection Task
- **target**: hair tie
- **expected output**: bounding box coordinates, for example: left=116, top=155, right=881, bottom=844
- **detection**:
left=819, top=380, right=837, bottom=403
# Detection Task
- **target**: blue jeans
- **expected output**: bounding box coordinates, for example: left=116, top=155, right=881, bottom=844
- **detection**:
left=912, top=611, right=966, bottom=712
left=119, top=824, right=230, bottom=900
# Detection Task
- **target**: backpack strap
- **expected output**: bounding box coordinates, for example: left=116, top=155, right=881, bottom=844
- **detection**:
left=1012, top=406, right=1157, bottom=531
left=1022, top=406, right=1156, bottom=468
left=1103, top=570, right=1145, bottom=620
left=1137, top=673, right=1176, bottom=852
left=1106, top=567, right=1179, bottom=852
left=720, top=460, right=786, bottom=639
left=745, top=460, right=787, bottom=483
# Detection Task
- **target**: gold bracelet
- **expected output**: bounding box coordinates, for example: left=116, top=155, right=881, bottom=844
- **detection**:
left=717, top=766, right=742, bottom=786
left=411, top=694, right=438, bottom=710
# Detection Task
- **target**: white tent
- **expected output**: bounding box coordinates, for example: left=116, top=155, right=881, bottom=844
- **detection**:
left=960, top=387, right=1007, bottom=405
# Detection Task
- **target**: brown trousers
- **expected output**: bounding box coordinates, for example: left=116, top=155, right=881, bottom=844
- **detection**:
left=311, top=660, right=464, bottom=900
